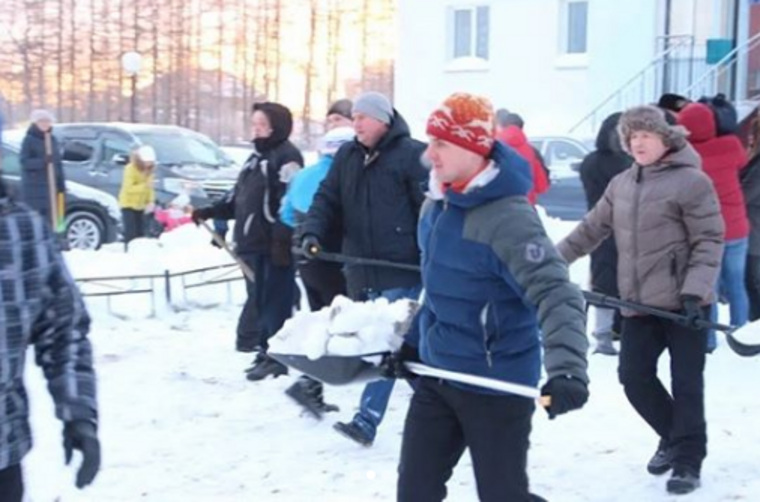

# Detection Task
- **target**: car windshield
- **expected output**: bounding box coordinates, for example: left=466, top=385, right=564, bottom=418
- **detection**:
left=135, top=132, right=233, bottom=168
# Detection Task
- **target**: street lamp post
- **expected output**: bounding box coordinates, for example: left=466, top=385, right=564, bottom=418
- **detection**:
left=121, top=51, right=142, bottom=123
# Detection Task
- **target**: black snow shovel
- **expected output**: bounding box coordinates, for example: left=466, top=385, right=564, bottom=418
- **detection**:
left=584, top=291, right=760, bottom=357
left=268, top=352, right=387, bottom=385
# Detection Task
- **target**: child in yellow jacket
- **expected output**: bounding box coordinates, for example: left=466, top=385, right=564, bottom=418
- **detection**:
left=119, top=145, right=156, bottom=249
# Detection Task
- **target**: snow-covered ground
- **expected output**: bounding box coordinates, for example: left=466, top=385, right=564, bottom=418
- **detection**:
left=20, top=211, right=760, bottom=501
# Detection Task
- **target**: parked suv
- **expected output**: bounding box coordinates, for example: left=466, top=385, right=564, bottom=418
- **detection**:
left=53, top=123, right=239, bottom=207
left=1, top=132, right=121, bottom=250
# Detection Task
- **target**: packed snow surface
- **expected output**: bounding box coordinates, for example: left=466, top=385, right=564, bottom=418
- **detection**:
left=17, top=209, right=760, bottom=501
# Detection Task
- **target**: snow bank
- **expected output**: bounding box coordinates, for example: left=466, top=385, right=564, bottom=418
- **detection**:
left=269, top=296, right=419, bottom=359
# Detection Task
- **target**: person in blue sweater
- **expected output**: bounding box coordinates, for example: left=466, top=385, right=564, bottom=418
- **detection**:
left=388, top=93, right=590, bottom=502
left=280, top=126, right=355, bottom=417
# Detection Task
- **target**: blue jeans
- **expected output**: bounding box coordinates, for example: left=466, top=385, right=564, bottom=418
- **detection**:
left=351, top=285, right=422, bottom=440
left=708, top=238, right=749, bottom=351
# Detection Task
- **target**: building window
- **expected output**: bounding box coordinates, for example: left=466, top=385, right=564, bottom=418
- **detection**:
left=562, top=0, right=588, bottom=54
left=452, top=5, right=490, bottom=60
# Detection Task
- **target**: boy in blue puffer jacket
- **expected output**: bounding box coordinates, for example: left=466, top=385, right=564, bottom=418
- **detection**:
left=280, top=126, right=355, bottom=418
left=390, top=93, right=590, bottom=502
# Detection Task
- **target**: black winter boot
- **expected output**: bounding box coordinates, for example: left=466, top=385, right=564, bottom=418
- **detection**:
left=667, top=466, right=701, bottom=495
left=647, top=439, right=673, bottom=475
left=285, top=376, right=339, bottom=419
left=246, top=355, right=288, bottom=381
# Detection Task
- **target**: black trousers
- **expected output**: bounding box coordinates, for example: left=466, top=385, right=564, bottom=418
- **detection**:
left=618, top=312, right=708, bottom=471
left=238, top=253, right=295, bottom=352
left=121, top=208, right=145, bottom=249
left=237, top=254, right=266, bottom=352
left=397, top=378, right=535, bottom=502
left=0, top=464, right=23, bottom=502
left=298, top=261, right=346, bottom=311
left=746, top=254, right=760, bottom=322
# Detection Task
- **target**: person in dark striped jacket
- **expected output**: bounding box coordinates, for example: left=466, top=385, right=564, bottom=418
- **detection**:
left=0, top=178, right=100, bottom=501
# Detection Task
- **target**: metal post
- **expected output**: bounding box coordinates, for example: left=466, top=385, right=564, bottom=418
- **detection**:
left=150, top=277, right=156, bottom=317
left=164, top=269, right=172, bottom=306
left=730, top=0, right=741, bottom=100
left=130, top=74, right=138, bottom=123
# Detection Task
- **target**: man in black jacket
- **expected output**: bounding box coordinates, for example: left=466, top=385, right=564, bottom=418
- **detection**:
left=0, top=178, right=100, bottom=501
left=742, top=154, right=760, bottom=320
left=193, top=102, right=303, bottom=380
left=301, top=92, right=428, bottom=445
left=578, top=112, right=631, bottom=355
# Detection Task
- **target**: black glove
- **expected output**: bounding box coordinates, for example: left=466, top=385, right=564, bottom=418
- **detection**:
left=540, top=375, right=589, bottom=420
left=680, top=294, right=705, bottom=329
left=191, top=207, right=214, bottom=226
left=63, top=420, right=100, bottom=489
left=300, top=234, right=321, bottom=259
left=380, top=343, right=420, bottom=380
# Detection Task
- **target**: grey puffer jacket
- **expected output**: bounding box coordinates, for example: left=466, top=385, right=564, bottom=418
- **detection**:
left=557, top=145, right=724, bottom=316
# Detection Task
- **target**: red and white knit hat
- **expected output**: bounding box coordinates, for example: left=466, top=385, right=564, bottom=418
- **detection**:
left=426, top=92, right=495, bottom=156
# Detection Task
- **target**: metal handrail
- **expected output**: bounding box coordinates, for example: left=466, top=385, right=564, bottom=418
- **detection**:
left=568, top=36, right=694, bottom=134
left=681, top=31, right=760, bottom=99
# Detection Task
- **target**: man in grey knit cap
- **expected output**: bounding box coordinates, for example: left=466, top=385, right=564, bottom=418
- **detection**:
left=301, top=91, right=427, bottom=446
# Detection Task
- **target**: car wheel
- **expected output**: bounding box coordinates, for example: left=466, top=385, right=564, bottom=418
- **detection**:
left=66, top=211, right=104, bottom=250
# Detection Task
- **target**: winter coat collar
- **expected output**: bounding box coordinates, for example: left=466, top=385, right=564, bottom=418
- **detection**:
left=357, top=110, right=413, bottom=158
left=252, top=102, right=294, bottom=153
left=634, top=143, right=702, bottom=181
left=426, top=142, right=532, bottom=207
left=27, top=123, right=50, bottom=140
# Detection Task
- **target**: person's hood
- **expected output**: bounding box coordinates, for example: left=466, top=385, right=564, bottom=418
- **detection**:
left=359, top=109, right=412, bottom=153
left=677, top=103, right=716, bottom=143
left=430, top=142, right=533, bottom=209
left=252, top=102, right=294, bottom=152
left=495, top=125, right=529, bottom=149
left=595, top=112, right=624, bottom=153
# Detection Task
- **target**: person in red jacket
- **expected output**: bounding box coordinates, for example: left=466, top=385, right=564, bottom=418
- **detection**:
left=495, top=112, right=549, bottom=203
left=678, top=102, right=750, bottom=350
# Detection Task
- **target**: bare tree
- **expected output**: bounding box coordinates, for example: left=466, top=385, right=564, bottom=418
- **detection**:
left=0, top=0, right=396, bottom=139
left=302, top=0, right=319, bottom=141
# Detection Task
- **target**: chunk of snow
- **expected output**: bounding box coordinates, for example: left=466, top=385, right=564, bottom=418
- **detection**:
left=269, top=295, right=418, bottom=359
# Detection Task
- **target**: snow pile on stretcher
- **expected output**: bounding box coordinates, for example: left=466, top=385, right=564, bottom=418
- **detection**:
left=269, top=296, right=419, bottom=359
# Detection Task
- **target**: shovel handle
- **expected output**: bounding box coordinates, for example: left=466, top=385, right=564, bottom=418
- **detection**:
left=200, top=221, right=255, bottom=282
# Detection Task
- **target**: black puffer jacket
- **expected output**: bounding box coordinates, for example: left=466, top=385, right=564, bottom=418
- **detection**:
left=578, top=112, right=632, bottom=296
left=302, top=111, right=428, bottom=296
left=742, top=154, right=760, bottom=256
left=19, top=124, right=66, bottom=224
left=208, top=103, right=303, bottom=262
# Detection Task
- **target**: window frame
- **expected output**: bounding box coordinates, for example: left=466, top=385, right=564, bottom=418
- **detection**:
left=448, top=4, right=491, bottom=62
left=559, top=0, right=589, bottom=56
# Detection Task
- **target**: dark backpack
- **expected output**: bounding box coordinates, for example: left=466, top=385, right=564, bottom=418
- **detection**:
left=698, top=93, right=738, bottom=136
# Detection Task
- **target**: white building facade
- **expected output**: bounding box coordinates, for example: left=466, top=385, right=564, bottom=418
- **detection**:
left=394, top=0, right=751, bottom=140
